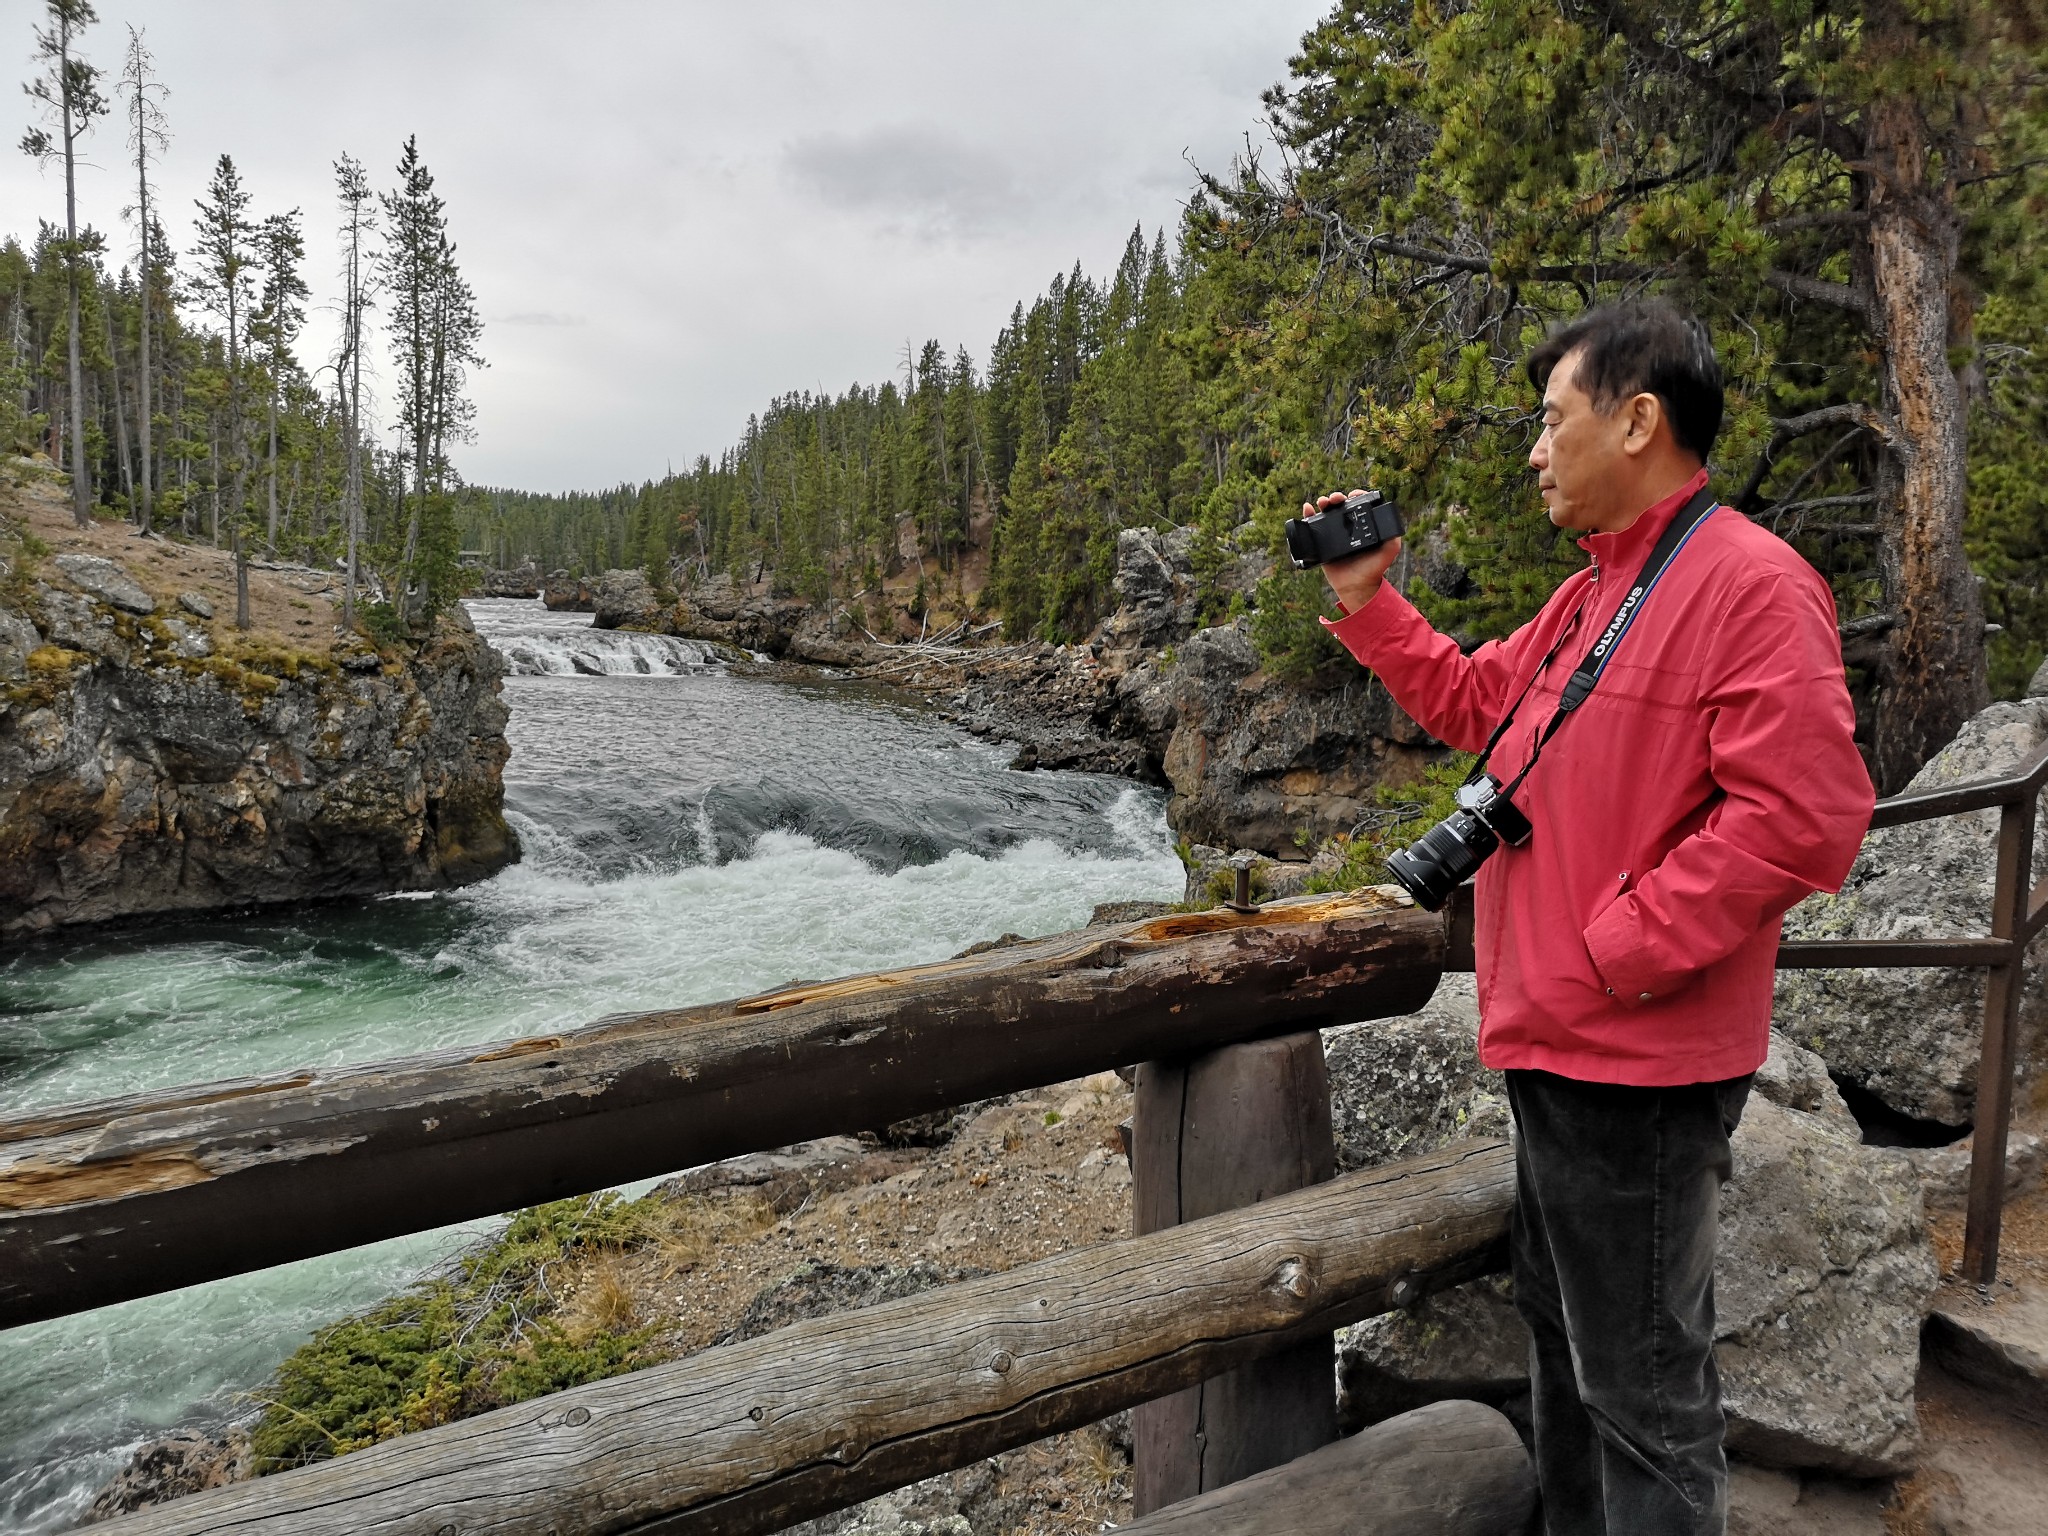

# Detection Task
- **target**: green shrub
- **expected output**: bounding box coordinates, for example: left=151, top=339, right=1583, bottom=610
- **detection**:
left=249, top=1192, right=664, bottom=1472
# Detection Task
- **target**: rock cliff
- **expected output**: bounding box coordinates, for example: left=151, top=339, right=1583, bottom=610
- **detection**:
left=0, top=476, right=517, bottom=939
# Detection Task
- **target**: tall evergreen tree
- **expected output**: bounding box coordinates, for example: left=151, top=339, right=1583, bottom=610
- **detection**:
left=19, top=0, right=106, bottom=526
left=189, top=153, right=255, bottom=623
left=117, top=22, right=166, bottom=531
left=333, top=152, right=375, bottom=629
left=378, top=136, right=482, bottom=623
left=252, top=208, right=307, bottom=551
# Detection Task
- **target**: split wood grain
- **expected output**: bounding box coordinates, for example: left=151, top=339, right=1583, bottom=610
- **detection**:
left=0, top=890, right=1444, bottom=1326
left=1117, top=1399, right=1536, bottom=1536
left=92, top=1139, right=1514, bottom=1536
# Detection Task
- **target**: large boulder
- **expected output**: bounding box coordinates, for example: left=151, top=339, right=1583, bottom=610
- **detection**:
left=591, top=568, right=660, bottom=629
left=1714, top=1096, right=1934, bottom=1474
left=1335, top=1037, right=1936, bottom=1477
left=542, top=572, right=595, bottom=612
left=54, top=551, right=155, bottom=614
left=1321, top=972, right=1510, bottom=1172
left=1776, top=697, right=2048, bottom=1127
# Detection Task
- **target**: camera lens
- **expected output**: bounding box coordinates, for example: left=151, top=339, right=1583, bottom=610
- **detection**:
left=1387, top=807, right=1498, bottom=911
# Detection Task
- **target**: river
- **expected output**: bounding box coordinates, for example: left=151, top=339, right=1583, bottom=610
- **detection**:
left=0, top=598, right=1183, bottom=1531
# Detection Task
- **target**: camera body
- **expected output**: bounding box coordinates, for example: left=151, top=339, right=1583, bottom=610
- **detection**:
left=1284, top=490, right=1404, bottom=569
left=1386, top=774, right=1532, bottom=912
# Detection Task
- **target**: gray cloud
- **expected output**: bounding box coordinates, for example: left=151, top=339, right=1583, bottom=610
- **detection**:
left=783, top=126, right=1023, bottom=241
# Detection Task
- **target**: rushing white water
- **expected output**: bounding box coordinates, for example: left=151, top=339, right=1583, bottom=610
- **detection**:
left=0, top=600, right=1183, bottom=1531
left=486, top=604, right=727, bottom=676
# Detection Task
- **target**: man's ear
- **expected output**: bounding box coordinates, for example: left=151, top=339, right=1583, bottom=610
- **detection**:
left=1620, top=391, right=1664, bottom=457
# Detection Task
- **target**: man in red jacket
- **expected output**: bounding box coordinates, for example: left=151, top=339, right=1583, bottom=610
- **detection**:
left=1313, top=300, right=1873, bottom=1535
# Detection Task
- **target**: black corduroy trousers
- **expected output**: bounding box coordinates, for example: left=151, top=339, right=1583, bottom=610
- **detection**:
left=1504, top=1068, right=1753, bottom=1536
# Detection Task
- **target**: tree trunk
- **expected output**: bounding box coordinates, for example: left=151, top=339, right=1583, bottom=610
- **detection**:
left=1865, top=80, right=1987, bottom=791
left=136, top=280, right=152, bottom=531
left=63, top=84, right=89, bottom=528
left=103, top=304, right=133, bottom=509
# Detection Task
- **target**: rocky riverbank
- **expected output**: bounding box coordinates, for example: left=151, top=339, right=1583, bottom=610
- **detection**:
left=0, top=468, right=517, bottom=938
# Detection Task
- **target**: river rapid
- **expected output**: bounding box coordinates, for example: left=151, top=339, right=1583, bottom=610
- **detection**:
left=0, top=599, right=1183, bottom=1531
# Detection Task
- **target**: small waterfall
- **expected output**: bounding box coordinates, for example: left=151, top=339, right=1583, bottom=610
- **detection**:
left=464, top=598, right=728, bottom=677
left=491, top=628, right=725, bottom=677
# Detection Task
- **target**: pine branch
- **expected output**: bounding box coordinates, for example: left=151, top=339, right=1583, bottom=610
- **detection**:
left=1767, top=403, right=1908, bottom=456
left=1763, top=270, right=1872, bottom=317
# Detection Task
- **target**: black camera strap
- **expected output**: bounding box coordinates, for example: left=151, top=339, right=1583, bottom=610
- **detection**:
left=1470, top=484, right=1719, bottom=798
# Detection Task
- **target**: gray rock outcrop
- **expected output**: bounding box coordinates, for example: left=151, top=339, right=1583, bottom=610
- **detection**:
left=1131, top=618, right=1440, bottom=853
left=1094, top=527, right=1199, bottom=655
left=54, top=552, right=155, bottom=614
left=1776, top=697, right=2048, bottom=1126
left=478, top=561, right=541, bottom=598
left=1335, top=1039, right=1936, bottom=1477
left=1714, top=1096, right=1934, bottom=1475
left=542, top=572, right=595, bottom=612
left=0, top=578, right=516, bottom=938
left=591, top=568, right=659, bottom=629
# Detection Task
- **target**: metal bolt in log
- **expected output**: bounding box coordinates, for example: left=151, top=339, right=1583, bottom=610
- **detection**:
left=1131, top=1030, right=1340, bottom=1513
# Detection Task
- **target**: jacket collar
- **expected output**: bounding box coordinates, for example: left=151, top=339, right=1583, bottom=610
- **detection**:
left=1574, top=466, right=1712, bottom=578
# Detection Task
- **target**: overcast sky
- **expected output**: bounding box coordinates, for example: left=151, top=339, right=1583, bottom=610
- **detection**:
left=3, top=1, right=1329, bottom=492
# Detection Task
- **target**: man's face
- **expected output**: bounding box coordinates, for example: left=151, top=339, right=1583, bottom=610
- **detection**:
left=1529, top=349, right=1631, bottom=532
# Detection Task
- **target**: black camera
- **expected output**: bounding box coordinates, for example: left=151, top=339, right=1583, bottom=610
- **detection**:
left=1284, top=490, right=1404, bottom=569
left=1386, top=774, right=1532, bottom=912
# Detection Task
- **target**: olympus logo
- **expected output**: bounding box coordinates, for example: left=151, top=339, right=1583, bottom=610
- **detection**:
left=1588, top=584, right=1647, bottom=662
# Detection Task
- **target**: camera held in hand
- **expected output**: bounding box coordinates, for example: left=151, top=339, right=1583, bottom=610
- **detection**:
left=1284, top=490, right=1404, bottom=569
left=1386, top=773, right=1532, bottom=911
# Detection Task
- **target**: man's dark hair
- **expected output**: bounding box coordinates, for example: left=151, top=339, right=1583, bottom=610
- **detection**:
left=1525, top=299, right=1724, bottom=463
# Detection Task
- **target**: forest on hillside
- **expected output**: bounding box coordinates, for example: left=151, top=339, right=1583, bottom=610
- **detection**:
left=467, top=0, right=2048, bottom=793
left=5, top=4, right=481, bottom=635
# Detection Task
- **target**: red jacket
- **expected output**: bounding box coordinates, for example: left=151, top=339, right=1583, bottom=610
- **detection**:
left=1324, top=471, right=1873, bottom=1085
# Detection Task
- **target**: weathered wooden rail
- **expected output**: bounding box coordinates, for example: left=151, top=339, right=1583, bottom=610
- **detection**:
left=11, top=735, right=2047, bottom=1534
left=0, top=892, right=1441, bottom=1329
left=88, top=1142, right=1514, bottom=1536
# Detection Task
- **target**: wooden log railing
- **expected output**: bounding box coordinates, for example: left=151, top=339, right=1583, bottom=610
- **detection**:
left=0, top=891, right=1441, bottom=1330
left=89, top=1141, right=1515, bottom=1536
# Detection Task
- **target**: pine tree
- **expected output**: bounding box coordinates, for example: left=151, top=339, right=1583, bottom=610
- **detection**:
left=251, top=209, right=307, bottom=553
left=189, top=154, right=256, bottom=625
left=19, top=0, right=107, bottom=526
left=379, top=136, right=483, bottom=624
left=333, top=153, right=375, bottom=630
left=117, top=23, right=166, bottom=531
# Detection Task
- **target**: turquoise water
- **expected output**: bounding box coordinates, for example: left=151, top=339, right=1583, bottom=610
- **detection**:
left=0, top=600, right=1183, bottom=1531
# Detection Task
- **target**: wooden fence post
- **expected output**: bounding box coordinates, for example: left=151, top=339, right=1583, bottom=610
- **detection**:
left=1131, top=1031, right=1340, bottom=1514
left=1964, top=789, right=2038, bottom=1284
